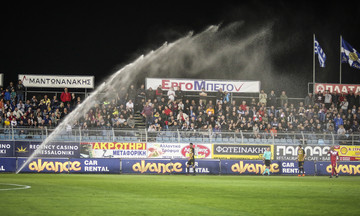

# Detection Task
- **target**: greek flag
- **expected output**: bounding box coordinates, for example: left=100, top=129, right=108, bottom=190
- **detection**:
left=314, top=37, right=326, bottom=67
left=341, top=38, right=360, bottom=70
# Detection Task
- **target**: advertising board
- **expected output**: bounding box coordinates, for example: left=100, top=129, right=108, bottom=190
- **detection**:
left=146, top=78, right=260, bottom=93
left=80, top=142, right=146, bottom=158
left=0, top=141, right=15, bottom=157
left=221, top=160, right=280, bottom=175
left=275, top=145, right=331, bottom=161
left=146, top=143, right=212, bottom=159
left=0, top=158, right=17, bottom=172
left=213, top=144, right=273, bottom=160
left=316, top=161, right=360, bottom=176
left=15, top=141, right=80, bottom=158
left=18, top=74, right=95, bottom=89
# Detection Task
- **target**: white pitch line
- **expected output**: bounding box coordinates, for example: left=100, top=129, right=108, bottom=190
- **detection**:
left=0, top=183, right=31, bottom=191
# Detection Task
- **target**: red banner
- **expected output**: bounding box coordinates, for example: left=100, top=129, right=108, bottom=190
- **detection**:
left=315, top=83, right=360, bottom=94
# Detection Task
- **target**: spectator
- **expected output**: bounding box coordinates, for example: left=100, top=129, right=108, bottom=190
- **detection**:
left=155, top=85, right=163, bottom=102
left=10, top=89, right=16, bottom=103
left=127, top=84, right=137, bottom=102
left=167, top=87, right=176, bottom=102
left=176, top=86, right=184, bottom=102
left=142, top=102, right=153, bottom=127
left=216, top=88, right=224, bottom=104
left=146, top=87, right=156, bottom=102
left=324, top=90, right=332, bottom=109
left=268, top=90, right=276, bottom=108
left=136, top=84, right=146, bottom=105
left=16, top=80, right=25, bottom=103
left=60, top=88, right=71, bottom=104
left=280, top=91, right=288, bottom=108
left=7, top=82, right=15, bottom=92
left=199, top=88, right=207, bottom=105
left=304, top=93, right=314, bottom=107
left=127, top=114, right=135, bottom=129
left=340, top=98, right=349, bottom=114
left=259, top=90, right=267, bottom=106
left=4, top=89, right=11, bottom=101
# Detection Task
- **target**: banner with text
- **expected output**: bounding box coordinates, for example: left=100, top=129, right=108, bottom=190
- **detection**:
left=121, top=159, right=220, bottom=174
left=15, top=141, right=80, bottom=158
left=334, top=145, right=360, bottom=161
left=0, top=158, right=17, bottom=172
left=275, top=145, right=331, bottom=161
left=18, top=158, right=72, bottom=173
left=212, top=144, right=274, bottom=160
left=279, top=161, right=315, bottom=175
left=316, top=161, right=360, bottom=176
left=146, top=78, right=260, bottom=93
left=19, top=74, right=95, bottom=89
left=147, top=143, right=212, bottom=159
left=315, top=83, right=360, bottom=94
left=69, top=158, right=120, bottom=174
left=221, top=160, right=281, bottom=175
left=80, top=142, right=147, bottom=159
left=0, top=141, right=15, bottom=157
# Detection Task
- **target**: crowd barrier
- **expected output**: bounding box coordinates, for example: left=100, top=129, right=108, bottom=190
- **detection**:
left=2, top=141, right=360, bottom=161
left=1, top=157, right=360, bottom=176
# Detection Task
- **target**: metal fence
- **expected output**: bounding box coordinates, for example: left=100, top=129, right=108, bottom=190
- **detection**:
left=1, top=126, right=359, bottom=145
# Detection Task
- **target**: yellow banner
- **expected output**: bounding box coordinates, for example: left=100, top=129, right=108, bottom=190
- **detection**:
left=335, top=145, right=360, bottom=161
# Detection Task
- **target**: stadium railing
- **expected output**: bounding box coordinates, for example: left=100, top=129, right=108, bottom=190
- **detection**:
left=1, top=126, right=359, bottom=145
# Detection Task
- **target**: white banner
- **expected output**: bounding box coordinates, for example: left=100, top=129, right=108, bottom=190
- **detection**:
left=0, top=73, right=3, bottom=86
left=147, top=143, right=212, bottom=159
left=18, top=74, right=95, bottom=89
left=146, top=78, right=260, bottom=93
left=315, top=83, right=360, bottom=94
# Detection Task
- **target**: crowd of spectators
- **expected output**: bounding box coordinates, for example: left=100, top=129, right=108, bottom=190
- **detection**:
left=1, top=80, right=360, bottom=140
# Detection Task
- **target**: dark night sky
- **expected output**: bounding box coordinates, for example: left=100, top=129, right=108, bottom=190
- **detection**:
left=2, top=1, right=360, bottom=97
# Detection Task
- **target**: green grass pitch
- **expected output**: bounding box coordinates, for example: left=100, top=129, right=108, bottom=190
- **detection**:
left=0, top=174, right=359, bottom=216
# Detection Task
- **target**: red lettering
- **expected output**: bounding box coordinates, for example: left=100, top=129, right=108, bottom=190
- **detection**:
left=171, top=82, right=178, bottom=88
left=162, top=80, right=170, bottom=90
left=185, top=83, right=193, bottom=90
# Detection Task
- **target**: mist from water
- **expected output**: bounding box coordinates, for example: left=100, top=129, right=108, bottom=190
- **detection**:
left=16, top=22, right=274, bottom=173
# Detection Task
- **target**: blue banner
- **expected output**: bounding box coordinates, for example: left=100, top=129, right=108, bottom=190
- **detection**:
left=69, top=158, right=120, bottom=174
left=0, top=157, right=17, bottom=172
left=0, top=141, right=15, bottom=157
left=171, top=159, right=220, bottom=174
left=280, top=161, right=315, bottom=175
left=15, top=141, right=80, bottom=158
left=18, top=158, right=73, bottom=173
left=221, top=160, right=281, bottom=175
left=122, top=159, right=173, bottom=174
left=316, top=161, right=360, bottom=176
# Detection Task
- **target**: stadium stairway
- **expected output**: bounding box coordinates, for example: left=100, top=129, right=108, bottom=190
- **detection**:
left=134, top=111, right=146, bottom=129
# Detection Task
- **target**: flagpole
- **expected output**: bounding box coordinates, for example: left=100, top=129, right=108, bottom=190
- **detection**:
left=340, top=35, right=342, bottom=84
left=313, top=34, right=316, bottom=93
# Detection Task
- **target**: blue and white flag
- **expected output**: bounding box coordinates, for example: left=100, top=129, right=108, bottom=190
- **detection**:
left=314, top=37, right=326, bottom=67
left=341, top=38, right=360, bottom=70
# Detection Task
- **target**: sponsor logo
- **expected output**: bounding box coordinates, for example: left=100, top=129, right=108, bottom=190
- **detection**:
left=132, top=160, right=182, bottom=173
left=16, top=146, right=28, bottom=153
left=326, top=164, right=360, bottom=175
left=91, top=142, right=146, bottom=150
left=28, top=159, right=81, bottom=173
left=181, top=145, right=211, bottom=158
left=231, top=161, right=280, bottom=174
left=276, top=145, right=330, bottom=161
